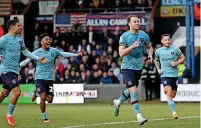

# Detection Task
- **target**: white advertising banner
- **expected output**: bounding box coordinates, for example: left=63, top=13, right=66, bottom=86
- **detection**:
left=36, top=84, right=84, bottom=104
left=10, top=15, right=24, bottom=38
left=39, top=1, right=59, bottom=15
left=160, top=84, right=200, bottom=102
left=84, top=90, right=98, bottom=98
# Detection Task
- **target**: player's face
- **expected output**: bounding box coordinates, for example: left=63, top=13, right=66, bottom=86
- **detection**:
left=41, top=36, right=51, bottom=49
left=161, top=36, right=171, bottom=47
left=13, top=22, right=22, bottom=34
left=128, top=17, right=140, bottom=30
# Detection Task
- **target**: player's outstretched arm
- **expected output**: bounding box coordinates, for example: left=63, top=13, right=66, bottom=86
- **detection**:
left=154, top=58, right=162, bottom=75
left=22, top=49, right=47, bottom=64
left=119, top=41, right=139, bottom=57
left=20, top=58, right=31, bottom=67
left=60, top=52, right=82, bottom=57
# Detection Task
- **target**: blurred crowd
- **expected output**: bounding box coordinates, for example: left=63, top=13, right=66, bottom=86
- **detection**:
left=13, top=0, right=154, bottom=12
left=64, top=0, right=155, bottom=9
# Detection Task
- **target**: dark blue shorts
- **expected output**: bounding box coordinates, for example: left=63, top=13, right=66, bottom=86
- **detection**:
left=161, top=77, right=178, bottom=91
left=2, top=72, right=19, bottom=92
left=122, top=69, right=142, bottom=88
left=35, top=79, right=54, bottom=96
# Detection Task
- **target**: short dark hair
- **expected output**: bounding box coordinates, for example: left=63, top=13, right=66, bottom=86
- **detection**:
left=127, top=15, right=139, bottom=23
left=161, top=34, right=170, bottom=40
left=7, top=19, right=19, bottom=30
left=39, top=33, right=49, bottom=42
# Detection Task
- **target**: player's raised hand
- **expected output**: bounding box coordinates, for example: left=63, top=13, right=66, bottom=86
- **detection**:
left=157, top=69, right=163, bottom=75
left=170, top=61, right=178, bottom=67
left=38, top=57, right=48, bottom=64
left=131, top=41, right=139, bottom=49
left=77, top=52, right=83, bottom=56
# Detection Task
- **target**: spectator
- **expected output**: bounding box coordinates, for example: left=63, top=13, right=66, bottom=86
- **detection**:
left=79, top=63, right=86, bottom=72
left=100, top=71, right=112, bottom=84
left=26, top=74, right=35, bottom=84
left=76, top=72, right=87, bottom=83
left=96, top=44, right=103, bottom=56
left=59, top=77, right=65, bottom=83
left=33, top=35, right=40, bottom=50
left=60, top=40, right=68, bottom=52
left=77, top=39, right=91, bottom=54
left=124, top=0, right=133, bottom=8
left=108, top=70, right=119, bottom=83
left=69, top=56, right=79, bottom=70
left=81, top=55, right=90, bottom=70
left=85, top=26, right=98, bottom=44
left=141, top=58, right=157, bottom=100
left=89, top=71, right=100, bottom=84
left=67, top=69, right=77, bottom=83
left=89, top=50, right=98, bottom=65
left=86, top=70, right=92, bottom=84
left=98, top=0, right=107, bottom=8
left=28, top=62, right=35, bottom=77
left=109, top=62, right=120, bottom=78
left=178, top=62, right=186, bottom=84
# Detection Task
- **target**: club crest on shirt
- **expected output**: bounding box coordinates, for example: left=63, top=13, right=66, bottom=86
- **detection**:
left=51, top=53, right=54, bottom=57
left=171, top=52, right=174, bottom=55
left=140, top=38, right=144, bottom=42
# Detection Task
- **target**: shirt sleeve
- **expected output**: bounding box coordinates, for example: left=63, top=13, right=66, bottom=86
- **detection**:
left=0, top=37, right=5, bottom=48
left=60, top=52, right=78, bottom=57
left=175, top=47, right=182, bottom=56
left=22, top=49, right=39, bottom=60
left=119, top=34, right=127, bottom=46
left=20, top=39, right=27, bottom=51
left=144, top=33, right=150, bottom=45
left=55, top=48, right=61, bottom=57
left=155, top=50, right=159, bottom=59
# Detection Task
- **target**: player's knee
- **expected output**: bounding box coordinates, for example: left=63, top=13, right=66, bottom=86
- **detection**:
left=129, top=86, right=137, bottom=93
left=172, top=94, right=176, bottom=98
left=2, top=92, right=9, bottom=98
left=14, top=90, right=21, bottom=97
left=47, top=99, right=53, bottom=103
left=40, top=96, right=46, bottom=101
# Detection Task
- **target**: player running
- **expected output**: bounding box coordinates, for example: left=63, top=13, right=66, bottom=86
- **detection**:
left=154, top=34, right=185, bottom=119
left=113, top=15, right=153, bottom=125
left=0, top=19, right=47, bottom=127
left=20, top=33, right=82, bottom=123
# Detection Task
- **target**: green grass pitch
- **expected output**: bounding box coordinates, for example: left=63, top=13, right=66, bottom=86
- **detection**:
left=0, top=102, right=200, bottom=128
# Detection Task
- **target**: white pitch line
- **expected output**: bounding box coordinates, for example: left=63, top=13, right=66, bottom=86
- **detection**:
left=61, top=116, right=200, bottom=128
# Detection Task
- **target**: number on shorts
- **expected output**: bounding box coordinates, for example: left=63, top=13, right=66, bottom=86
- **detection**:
left=49, top=86, right=54, bottom=92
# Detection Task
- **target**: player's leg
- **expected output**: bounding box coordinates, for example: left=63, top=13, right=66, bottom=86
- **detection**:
left=113, top=69, right=130, bottom=117
left=40, top=92, right=49, bottom=122
left=162, top=78, right=178, bottom=119
left=171, top=78, right=178, bottom=98
left=129, top=70, right=147, bottom=125
left=41, top=80, right=54, bottom=123
left=31, top=89, right=39, bottom=102
left=171, top=78, right=178, bottom=119
left=3, top=72, right=20, bottom=127
left=45, top=81, right=54, bottom=104
left=35, top=80, right=49, bottom=122
left=0, top=88, right=10, bottom=103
